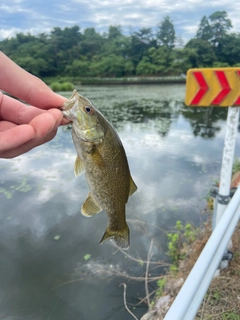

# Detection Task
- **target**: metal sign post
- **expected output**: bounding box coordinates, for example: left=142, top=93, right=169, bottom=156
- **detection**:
left=213, top=106, right=239, bottom=227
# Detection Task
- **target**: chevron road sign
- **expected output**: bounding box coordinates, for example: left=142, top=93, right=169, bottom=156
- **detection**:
left=185, top=68, right=240, bottom=107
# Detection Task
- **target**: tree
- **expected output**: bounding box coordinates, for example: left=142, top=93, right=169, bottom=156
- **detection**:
left=98, top=54, right=125, bottom=77
left=80, top=28, right=103, bottom=59
left=50, top=26, right=82, bottom=73
left=147, top=46, right=175, bottom=74
left=0, top=13, right=237, bottom=78
left=14, top=56, right=48, bottom=76
left=65, top=58, right=89, bottom=77
left=209, top=11, right=232, bottom=46
left=170, top=48, right=193, bottom=74
left=195, top=16, right=212, bottom=41
left=185, top=38, right=216, bottom=67
left=157, top=16, right=176, bottom=49
left=107, top=25, right=122, bottom=40
left=129, top=28, right=155, bottom=67
left=102, top=25, right=129, bottom=57
left=136, top=56, right=155, bottom=75
left=217, top=33, right=240, bottom=65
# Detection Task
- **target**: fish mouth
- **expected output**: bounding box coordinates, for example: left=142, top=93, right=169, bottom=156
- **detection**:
left=60, top=108, right=74, bottom=121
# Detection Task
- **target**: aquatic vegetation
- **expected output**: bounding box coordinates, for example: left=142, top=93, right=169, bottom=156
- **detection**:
left=0, top=178, right=32, bottom=199
left=14, top=178, right=32, bottom=193
left=83, top=254, right=91, bottom=261
left=0, top=187, right=14, bottom=199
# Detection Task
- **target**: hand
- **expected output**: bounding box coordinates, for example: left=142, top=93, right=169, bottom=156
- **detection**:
left=0, top=52, right=67, bottom=158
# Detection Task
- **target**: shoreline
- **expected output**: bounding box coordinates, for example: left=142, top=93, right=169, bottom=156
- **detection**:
left=44, top=76, right=186, bottom=86
left=79, top=77, right=186, bottom=85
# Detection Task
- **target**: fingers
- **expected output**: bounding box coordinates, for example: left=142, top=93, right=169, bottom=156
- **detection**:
left=0, top=110, right=63, bottom=158
left=0, top=92, right=45, bottom=124
left=0, top=92, right=70, bottom=126
left=0, top=125, right=36, bottom=153
left=29, top=109, right=62, bottom=137
left=0, top=52, right=67, bottom=109
left=0, top=121, right=17, bottom=132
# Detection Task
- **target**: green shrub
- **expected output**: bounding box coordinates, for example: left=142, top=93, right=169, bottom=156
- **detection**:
left=60, top=82, right=74, bottom=91
left=50, top=82, right=61, bottom=92
left=50, top=81, right=74, bottom=92
left=167, top=220, right=199, bottom=270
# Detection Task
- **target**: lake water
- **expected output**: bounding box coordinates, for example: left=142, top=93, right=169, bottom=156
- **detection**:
left=0, top=84, right=239, bottom=319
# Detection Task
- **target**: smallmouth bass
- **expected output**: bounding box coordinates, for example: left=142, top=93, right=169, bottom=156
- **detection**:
left=61, top=90, right=137, bottom=249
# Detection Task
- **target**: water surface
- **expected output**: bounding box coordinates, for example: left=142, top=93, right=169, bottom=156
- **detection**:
left=0, top=84, right=238, bottom=319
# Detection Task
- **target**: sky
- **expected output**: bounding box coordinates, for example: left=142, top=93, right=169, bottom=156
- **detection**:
left=0, top=0, right=239, bottom=44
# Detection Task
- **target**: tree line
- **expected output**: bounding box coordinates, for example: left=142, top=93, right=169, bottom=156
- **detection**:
left=0, top=10, right=238, bottom=78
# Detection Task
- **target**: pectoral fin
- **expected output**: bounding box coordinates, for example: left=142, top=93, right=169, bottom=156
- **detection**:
left=129, top=175, right=137, bottom=196
left=81, top=192, right=102, bottom=217
left=74, top=156, right=84, bottom=176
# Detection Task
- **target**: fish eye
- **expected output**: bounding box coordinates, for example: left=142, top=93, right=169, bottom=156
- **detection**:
left=84, top=105, right=94, bottom=114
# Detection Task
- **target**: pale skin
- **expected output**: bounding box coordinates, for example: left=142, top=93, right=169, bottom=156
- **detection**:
left=0, top=51, right=68, bottom=158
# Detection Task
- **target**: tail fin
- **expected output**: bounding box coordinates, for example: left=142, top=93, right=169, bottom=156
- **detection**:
left=99, top=224, right=130, bottom=249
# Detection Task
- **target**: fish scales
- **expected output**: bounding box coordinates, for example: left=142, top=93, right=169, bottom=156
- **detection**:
left=61, top=90, right=137, bottom=249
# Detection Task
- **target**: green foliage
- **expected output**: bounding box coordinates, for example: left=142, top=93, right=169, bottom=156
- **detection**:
left=209, top=11, right=232, bottom=46
left=155, top=278, right=167, bottom=297
left=221, top=312, right=240, bottom=320
left=212, top=61, right=230, bottom=68
left=167, top=220, right=198, bottom=270
left=61, top=82, right=74, bottom=91
left=50, top=82, right=62, bottom=92
left=136, top=57, right=156, bottom=75
left=157, top=16, right=176, bottom=49
left=0, top=11, right=238, bottom=78
left=233, top=158, right=240, bottom=175
left=50, top=82, right=74, bottom=92
left=185, top=39, right=216, bottom=67
left=196, top=15, right=212, bottom=41
left=65, top=58, right=90, bottom=77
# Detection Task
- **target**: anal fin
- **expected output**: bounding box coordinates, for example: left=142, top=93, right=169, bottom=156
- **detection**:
left=81, top=192, right=102, bottom=217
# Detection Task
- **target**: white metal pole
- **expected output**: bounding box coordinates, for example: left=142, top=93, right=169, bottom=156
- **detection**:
left=212, top=106, right=239, bottom=228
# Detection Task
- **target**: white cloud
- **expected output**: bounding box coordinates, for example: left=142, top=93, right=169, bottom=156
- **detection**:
left=0, top=4, right=29, bottom=13
left=0, top=0, right=239, bottom=41
left=0, top=28, right=21, bottom=39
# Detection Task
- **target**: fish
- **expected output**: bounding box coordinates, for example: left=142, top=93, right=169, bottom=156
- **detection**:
left=61, top=89, right=137, bottom=249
